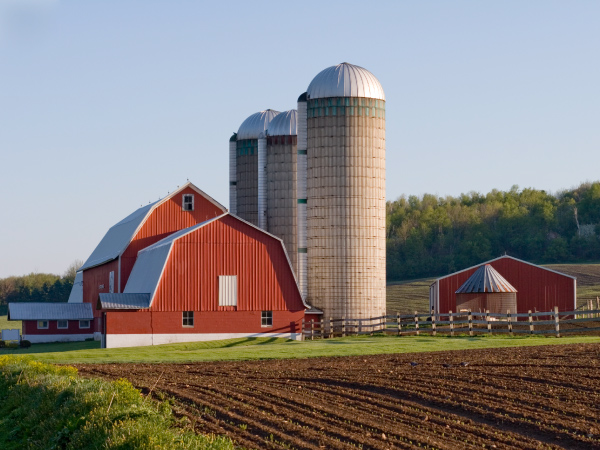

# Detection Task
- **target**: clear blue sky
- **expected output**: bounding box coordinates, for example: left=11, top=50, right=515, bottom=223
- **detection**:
left=1, top=0, right=599, bottom=278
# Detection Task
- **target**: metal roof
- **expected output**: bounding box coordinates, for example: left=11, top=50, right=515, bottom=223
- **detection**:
left=67, top=271, right=83, bottom=303
left=455, top=265, right=518, bottom=294
left=431, top=255, right=577, bottom=286
left=267, top=110, right=297, bottom=136
left=80, top=182, right=226, bottom=271
left=306, top=63, right=385, bottom=101
left=121, top=212, right=312, bottom=311
left=98, top=293, right=151, bottom=310
left=8, top=302, right=93, bottom=321
left=237, top=110, right=280, bottom=140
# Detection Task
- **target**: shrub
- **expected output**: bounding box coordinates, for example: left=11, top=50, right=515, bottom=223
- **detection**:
left=0, top=340, right=5, bottom=348
left=5, top=342, right=19, bottom=349
left=19, top=340, right=31, bottom=348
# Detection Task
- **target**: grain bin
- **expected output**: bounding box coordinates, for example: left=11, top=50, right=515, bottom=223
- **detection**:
left=232, top=110, right=280, bottom=226
left=266, top=110, right=298, bottom=276
left=303, top=63, right=386, bottom=321
left=455, top=264, right=518, bottom=314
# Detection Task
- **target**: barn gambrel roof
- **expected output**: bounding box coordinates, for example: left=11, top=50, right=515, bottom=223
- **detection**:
left=67, top=271, right=83, bottom=303
left=80, top=183, right=226, bottom=271
left=98, top=213, right=311, bottom=310
left=432, top=255, right=576, bottom=286
left=8, top=302, right=93, bottom=321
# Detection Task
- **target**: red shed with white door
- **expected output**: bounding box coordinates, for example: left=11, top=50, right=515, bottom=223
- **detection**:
left=430, top=255, right=577, bottom=315
left=98, top=213, right=309, bottom=348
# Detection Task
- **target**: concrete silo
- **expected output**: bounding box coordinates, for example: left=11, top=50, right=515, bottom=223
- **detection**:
left=266, top=110, right=298, bottom=276
left=231, top=110, right=280, bottom=227
left=299, top=62, right=386, bottom=320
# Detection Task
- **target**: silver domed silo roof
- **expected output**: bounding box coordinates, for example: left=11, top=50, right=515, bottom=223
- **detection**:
left=267, top=110, right=297, bottom=136
left=306, top=62, right=385, bottom=100
left=237, top=110, right=280, bottom=140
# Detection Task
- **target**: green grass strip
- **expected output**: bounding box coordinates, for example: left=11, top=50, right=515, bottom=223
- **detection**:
left=0, top=356, right=234, bottom=450
left=9, top=334, right=600, bottom=365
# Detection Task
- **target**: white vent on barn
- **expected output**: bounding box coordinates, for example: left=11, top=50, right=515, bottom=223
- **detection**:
left=182, top=194, right=194, bottom=211
left=218, top=275, right=238, bottom=306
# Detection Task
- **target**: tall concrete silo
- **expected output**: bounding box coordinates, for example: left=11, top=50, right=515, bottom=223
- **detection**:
left=231, top=110, right=280, bottom=227
left=266, top=110, right=298, bottom=276
left=299, top=62, right=386, bottom=320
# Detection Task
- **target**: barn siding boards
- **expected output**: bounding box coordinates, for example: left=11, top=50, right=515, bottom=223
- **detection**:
left=120, top=186, right=226, bottom=292
left=82, top=258, right=119, bottom=330
left=105, top=310, right=304, bottom=336
left=306, top=102, right=386, bottom=321
left=266, top=136, right=298, bottom=276
left=149, top=214, right=304, bottom=313
left=433, top=256, right=576, bottom=315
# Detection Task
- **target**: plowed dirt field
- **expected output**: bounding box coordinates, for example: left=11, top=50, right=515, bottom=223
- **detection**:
left=76, top=343, right=600, bottom=450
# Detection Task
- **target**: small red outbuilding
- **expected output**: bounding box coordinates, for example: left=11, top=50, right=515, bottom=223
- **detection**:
left=429, top=255, right=577, bottom=315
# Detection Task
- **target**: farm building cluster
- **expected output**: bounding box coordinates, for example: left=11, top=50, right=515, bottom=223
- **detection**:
left=7, top=62, right=578, bottom=348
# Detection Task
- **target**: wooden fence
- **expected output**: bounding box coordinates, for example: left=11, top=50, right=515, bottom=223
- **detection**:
left=301, top=307, right=600, bottom=340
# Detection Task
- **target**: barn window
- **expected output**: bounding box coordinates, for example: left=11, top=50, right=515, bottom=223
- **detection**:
left=182, top=311, right=194, bottom=327
left=79, top=320, right=90, bottom=329
left=261, top=311, right=273, bottom=327
left=37, top=320, right=49, bottom=329
left=57, top=320, right=68, bottom=329
left=109, top=271, right=114, bottom=293
left=219, top=276, right=238, bottom=306
left=182, top=194, right=194, bottom=211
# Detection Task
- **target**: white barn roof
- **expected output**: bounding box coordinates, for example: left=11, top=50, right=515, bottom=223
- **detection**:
left=67, top=271, right=83, bottom=303
left=8, top=302, right=93, bottom=321
left=80, top=182, right=226, bottom=271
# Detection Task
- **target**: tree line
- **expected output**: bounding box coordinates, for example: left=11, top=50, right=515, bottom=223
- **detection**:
left=387, top=181, right=600, bottom=281
left=0, top=261, right=81, bottom=310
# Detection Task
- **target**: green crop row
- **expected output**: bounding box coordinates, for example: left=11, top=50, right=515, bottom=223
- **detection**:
left=0, top=356, right=234, bottom=450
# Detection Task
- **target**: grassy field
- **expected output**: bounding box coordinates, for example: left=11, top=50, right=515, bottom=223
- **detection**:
left=2, top=334, right=598, bottom=365
left=0, top=315, right=20, bottom=332
left=386, top=263, right=600, bottom=313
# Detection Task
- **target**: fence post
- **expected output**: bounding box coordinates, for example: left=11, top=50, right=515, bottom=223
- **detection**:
left=397, top=312, right=401, bottom=336
left=554, top=306, right=560, bottom=338
left=342, top=315, right=346, bottom=337
left=311, top=319, right=314, bottom=340
left=528, top=310, right=533, bottom=335
left=301, top=318, right=305, bottom=340
left=449, top=310, right=454, bottom=337
left=329, top=317, right=333, bottom=338
left=507, top=309, right=513, bottom=336
left=468, top=310, right=473, bottom=337
left=414, top=311, right=419, bottom=336
left=431, top=309, right=437, bottom=336
left=486, top=310, right=491, bottom=334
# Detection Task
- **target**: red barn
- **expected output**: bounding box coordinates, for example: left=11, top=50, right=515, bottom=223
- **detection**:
left=98, top=213, right=309, bottom=348
left=79, top=182, right=227, bottom=336
left=430, top=255, right=577, bottom=315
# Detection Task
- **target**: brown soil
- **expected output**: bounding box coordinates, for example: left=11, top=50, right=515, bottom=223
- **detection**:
left=76, top=343, right=600, bottom=450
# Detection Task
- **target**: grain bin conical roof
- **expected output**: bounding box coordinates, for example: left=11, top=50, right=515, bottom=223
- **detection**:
left=455, top=264, right=517, bottom=294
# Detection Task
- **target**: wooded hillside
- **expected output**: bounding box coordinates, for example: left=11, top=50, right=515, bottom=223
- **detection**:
left=387, top=181, right=600, bottom=280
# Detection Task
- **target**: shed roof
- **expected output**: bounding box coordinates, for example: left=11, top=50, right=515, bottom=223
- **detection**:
left=98, top=293, right=151, bottom=310
left=431, top=255, right=577, bottom=287
left=80, top=182, right=226, bottom=271
left=455, top=264, right=517, bottom=294
left=8, top=302, right=93, bottom=321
